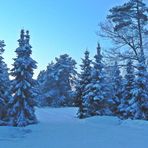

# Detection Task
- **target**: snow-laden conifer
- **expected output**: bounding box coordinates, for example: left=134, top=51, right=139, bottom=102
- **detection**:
left=8, top=30, right=37, bottom=126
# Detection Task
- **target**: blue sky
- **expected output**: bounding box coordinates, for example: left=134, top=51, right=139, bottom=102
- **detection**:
left=0, top=0, right=147, bottom=77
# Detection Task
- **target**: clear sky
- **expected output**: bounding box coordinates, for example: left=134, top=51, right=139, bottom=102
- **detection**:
left=0, top=0, right=147, bottom=78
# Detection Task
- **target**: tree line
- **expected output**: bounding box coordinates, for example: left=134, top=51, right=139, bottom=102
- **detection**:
left=0, top=0, right=147, bottom=127
left=37, top=0, right=148, bottom=121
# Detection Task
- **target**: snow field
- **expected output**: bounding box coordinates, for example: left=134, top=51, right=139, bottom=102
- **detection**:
left=0, top=107, right=148, bottom=148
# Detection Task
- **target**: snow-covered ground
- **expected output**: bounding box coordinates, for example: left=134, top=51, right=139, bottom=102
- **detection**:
left=0, top=107, right=148, bottom=148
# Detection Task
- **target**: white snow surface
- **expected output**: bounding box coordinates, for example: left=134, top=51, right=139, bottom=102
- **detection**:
left=0, top=107, right=148, bottom=148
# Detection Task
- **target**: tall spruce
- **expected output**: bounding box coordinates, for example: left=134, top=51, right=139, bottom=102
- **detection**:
left=0, top=41, right=11, bottom=124
left=83, top=43, right=107, bottom=116
left=8, top=30, right=37, bottom=127
left=130, top=52, right=148, bottom=120
left=118, top=59, right=135, bottom=119
left=76, top=50, right=92, bottom=118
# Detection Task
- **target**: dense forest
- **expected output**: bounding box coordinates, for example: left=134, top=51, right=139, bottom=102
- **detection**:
left=0, top=0, right=147, bottom=127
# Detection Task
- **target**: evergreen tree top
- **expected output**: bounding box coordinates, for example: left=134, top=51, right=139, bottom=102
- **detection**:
left=81, top=50, right=91, bottom=70
left=16, top=29, right=32, bottom=56
left=0, top=40, right=5, bottom=55
left=96, top=42, right=101, bottom=55
left=84, top=50, right=89, bottom=57
left=18, top=29, right=25, bottom=47
left=94, top=42, right=102, bottom=64
left=25, top=30, right=30, bottom=44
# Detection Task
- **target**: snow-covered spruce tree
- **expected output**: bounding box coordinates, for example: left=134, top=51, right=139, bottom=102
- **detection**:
left=8, top=30, right=37, bottom=127
left=118, top=59, right=135, bottom=119
left=76, top=50, right=92, bottom=118
left=109, top=61, right=123, bottom=116
left=0, top=40, right=11, bottom=125
left=83, top=43, right=108, bottom=117
left=129, top=52, right=148, bottom=120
